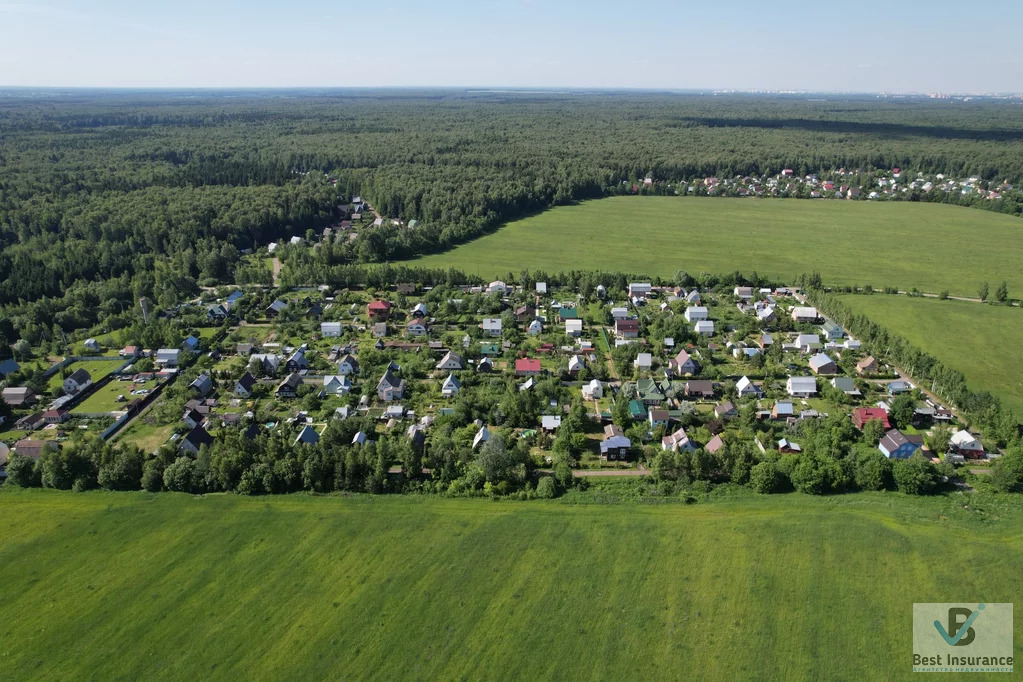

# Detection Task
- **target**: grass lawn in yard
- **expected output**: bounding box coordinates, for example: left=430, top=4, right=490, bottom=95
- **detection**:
left=114, top=412, right=179, bottom=453
left=837, top=294, right=1023, bottom=417
left=407, top=197, right=1023, bottom=296
left=47, top=359, right=126, bottom=391
left=73, top=379, right=159, bottom=415
left=0, top=489, right=1020, bottom=680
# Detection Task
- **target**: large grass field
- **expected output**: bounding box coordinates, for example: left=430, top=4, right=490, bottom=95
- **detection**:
left=408, top=197, right=1023, bottom=296
left=1, top=488, right=1020, bottom=680
left=837, top=295, right=1023, bottom=417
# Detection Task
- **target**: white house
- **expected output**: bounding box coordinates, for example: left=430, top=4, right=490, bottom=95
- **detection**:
left=565, top=319, right=583, bottom=337
left=684, top=306, right=709, bottom=322
left=628, top=282, right=652, bottom=298
left=634, top=352, right=653, bottom=370
left=694, top=320, right=714, bottom=336
left=791, top=306, right=819, bottom=322
left=949, top=430, right=984, bottom=456
left=487, top=280, right=508, bottom=295
left=795, top=334, right=822, bottom=353
left=481, top=318, right=502, bottom=336
left=155, top=348, right=181, bottom=367
left=322, top=375, right=352, bottom=395
left=786, top=376, right=818, bottom=398
left=321, top=321, right=343, bottom=337
left=441, top=373, right=461, bottom=398
left=611, top=307, right=629, bottom=319
left=337, top=354, right=359, bottom=375
left=63, top=368, right=93, bottom=395
left=436, top=351, right=464, bottom=371
left=473, top=426, right=491, bottom=449
left=567, top=355, right=584, bottom=373
left=83, top=338, right=101, bottom=352
left=736, top=375, right=760, bottom=397
left=582, top=379, right=603, bottom=400
left=527, top=319, right=543, bottom=335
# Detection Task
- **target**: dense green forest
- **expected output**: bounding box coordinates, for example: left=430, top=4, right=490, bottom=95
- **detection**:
left=2, top=89, right=1023, bottom=316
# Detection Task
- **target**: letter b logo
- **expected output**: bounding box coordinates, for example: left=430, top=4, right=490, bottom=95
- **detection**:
left=948, top=607, right=976, bottom=646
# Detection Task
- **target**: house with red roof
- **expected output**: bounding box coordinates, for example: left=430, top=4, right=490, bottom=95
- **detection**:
left=367, top=300, right=393, bottom=320
left=515, top=358, right=542, bottom=376
left=852, top=407, right=891, bottom=431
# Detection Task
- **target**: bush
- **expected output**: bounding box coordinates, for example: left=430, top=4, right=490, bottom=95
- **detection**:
left=535, top=476, right=557, bottom=499
left=5, top=453, right=42, bottom=487
left=853, top=450, right=894, bottom=491
left=892, top=456, right=940, bottom=495
left=749, top=460, right=783, bottom=494
left=990, top=447, right=1023, bottom=493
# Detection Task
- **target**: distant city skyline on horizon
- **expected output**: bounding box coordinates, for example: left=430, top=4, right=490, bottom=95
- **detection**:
left=2, top=0, right=1021, bottom=93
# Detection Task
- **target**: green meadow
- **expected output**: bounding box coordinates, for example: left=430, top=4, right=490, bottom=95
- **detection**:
left=1, top=488, right=1020, bottom=680
left=837, top=295, right=1023, bottom=417
left=408, top=197, right=1023, bottom=296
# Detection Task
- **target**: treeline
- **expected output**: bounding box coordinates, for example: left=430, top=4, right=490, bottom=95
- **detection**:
left=4, top=91, right=1023, bottom=306
left=800, top=274, right=1021, bottom=439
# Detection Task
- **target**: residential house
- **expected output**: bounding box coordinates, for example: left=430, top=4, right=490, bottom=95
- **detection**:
left=600, top=428, right=632, bottom=460
left=120, top=345, right=140, bottom=358
left=856, top=356, right=879, bottom=375
left=821, top=320, right=845, bottom=340
left=337, top=354, right=359, bottom=375
left=582, top=379, right=603, bottom=400
left=795, top=334, right=821, bottom=353
left=2, top=387, right=36, bottom=408
left=772, top=401, right=795, bottom=420
left=235, top=372, right=256, bottom=398
left=852, top=407, right=891, bottom=430
left=480, top=343, right=500, bottom=356
left=321, top=321, right=343, bottom=337
left=206, top=304, right=229, bottom=321
left=182, top=335, right=200, bottom=352
left=189, top=373, right=214, bottom=398
left=887, top=380, right=912, bottom=395
left=705, top=434, right=725, bottom=454
left=13, top=439, right=56, bottom=460
left=777, top=438, right=802, bottom=454
left=487, top=280, right=508, bottom=295
left=736, top=376, right=761, bottom=397
left=183, top=408, right=204, bottom=430
left=649, top=409, right=670, bottom=428
left=250, top=353, right=282, bottom=375
left=567, top=355, right=584, bottom=374
left=476, top=357, right=494, bottom=373
left=472, top=426, right=490, bottom=449
left=63, top=368, right=93, bottom=395
left=236, top=343, right=255, bottom=356
left=535, top=282, right=547, bottom=295
left=611, top=307, right=629, bottom=320
left=685, top=290, right=702, bottom=305
left=558, top=306, right=579, bottom=320
left=377, top=368, right=405, bottom=401
left=662, top=426, right=694, bottom=451
left=831, top=377, right=861, bottom=396
left=481, top=318, right=503, bottom=337
left=949, top=430, right=984, bottom=458
left=441, top=374, right=461, bottom=398
left=395, top=282, right=417, bottom=295
left=615, top=318, right=639, bottom=339
left=684, top=380, right=714, bottom=399
left=83, top=338, right=101, bottom=352
left=808, top=353, right=838, bottom=375
left=633, top=352, right=653, bottom=371
left=878, top=429, right=923, bottom=459
left=541, top=415, right=562, bottom=432
left=694, top=320, right=714, bottom=336
left=436, top=351, right=464, bottom=371
left=294, top=425, right=320, bottom=446
left=411, top=303, right=428, bottom=318
left=180, top=425, right=214, bottom=455
left=684, top=306, right=708, bottom=322
left=322, top=375, right=352, bottom=395
left=371, top=322, right=388, bottom=338
left=265, top=299, right=287, bottom=318
left=786, top=376, right=818, bottom=398
left=734, top=286, right=754, bottom=300
left=628, top=282, right=652, bottom=298
left=42, top=409, right=70, bottom=424
left=514, top=305, right=535, bottom=323
left=565, top=319, right=583, bottom=337
left=515, top=358, right=542, bottom=376
left=670, top=349, right=699, bottom=375
left=791, top=306, right=819, bottom=323
left=367, top=300, right=393, bottom=320
left=714, top=401, right=738, bottom=420
left=758, top=333, right=774, bottom=349
left=276, top=373, right=303, bottom=399
left=286, top=348, right=308, bottom=373
left=526, top=319, right=543, bottom=335
left=351, top=431, right=369, bottom=446
left=155, top=348, right=181, bottom=367
left=405, top=319, right=428, bottom=337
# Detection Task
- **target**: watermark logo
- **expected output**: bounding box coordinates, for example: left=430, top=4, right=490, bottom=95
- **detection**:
left=913, top=603, right=1013, bottom=673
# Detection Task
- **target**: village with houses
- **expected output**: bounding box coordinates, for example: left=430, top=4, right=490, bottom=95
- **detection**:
left=0, top=273, right=994, bottom=482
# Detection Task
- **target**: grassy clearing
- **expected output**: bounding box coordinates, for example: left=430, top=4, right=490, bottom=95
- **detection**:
left=73, top=379, right=158, bottom=414
left=837, top=295, right=1023, bottom=416
left=47, top=359, right=125, bottom=390
left=115, top=413, right=178, bottom=453
left=0, top=489, right=1020, bottom=680
left=407, top=197, right=1023, bottom=296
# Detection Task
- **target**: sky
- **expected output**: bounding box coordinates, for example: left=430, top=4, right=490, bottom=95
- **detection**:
left=1, top=0, right=1022, bottom=93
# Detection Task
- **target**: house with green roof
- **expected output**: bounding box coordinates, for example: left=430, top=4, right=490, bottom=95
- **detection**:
left=479, top=343, right=500, bottom=356
left=636, top=378, right=663, bottom=405
left=628, top=399, right=647, bottom=420
left=558, top=306, right=579, bottom=320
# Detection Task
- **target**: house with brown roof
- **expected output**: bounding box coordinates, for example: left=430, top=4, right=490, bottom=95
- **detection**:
left=856, top=356, right=878, bottom=375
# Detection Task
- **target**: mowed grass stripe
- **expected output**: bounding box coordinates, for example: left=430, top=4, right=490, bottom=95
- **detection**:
left=0, top=491, right=1020, bottom=681
left=836, top=295, right=1023, bottom=416
left=406, top=197, right=1023, bottom=297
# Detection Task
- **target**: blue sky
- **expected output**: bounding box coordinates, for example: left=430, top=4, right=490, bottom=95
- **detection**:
left=1, top=0, right=1021, bottom=92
